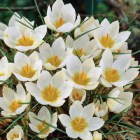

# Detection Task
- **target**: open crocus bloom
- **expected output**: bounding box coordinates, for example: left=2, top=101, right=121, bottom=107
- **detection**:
left=0, top=12, right=34, bottom=40
left=39, top=37, right=69, bottom=70
left=92, top=131, right=102, bottom=140
left=28, top=106, right=57, bottom=139
left=25, top=70, right=73, bottom=107
left=3, top=13, right=47, bottom=52
left=8, top=12, right=34, bottom=28
left=64, top=55, right=101, bottom=90
left=100, top=49, right=139, bottom=87
left=59, top=101, right=104, bottom=140
left=66, top=35, right=102, bottom=61
left=94, top=100, right=108, bottom=118
left=44, top=0, right=80, bottom=33
left=13, top=52, right=42, bottom=81
left=0, top=84, right=31, bottom=117
left=6, top=125, right=24, bottom=140
left=94, top=18, right=131, bottom=51
left=0, top=56, right=13, bottom=84
left=74, top=16, right=99, bottom=38
left=69, top=88, right=86, bottom=104
left=107, top=88, right=133, bottom=113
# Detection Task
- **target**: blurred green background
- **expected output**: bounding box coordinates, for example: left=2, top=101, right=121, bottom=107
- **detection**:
left=0, top=0, right=139, bottom=61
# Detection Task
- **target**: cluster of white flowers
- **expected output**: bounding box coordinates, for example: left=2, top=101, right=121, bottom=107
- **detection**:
left=0, top=0, right=139, bottom=140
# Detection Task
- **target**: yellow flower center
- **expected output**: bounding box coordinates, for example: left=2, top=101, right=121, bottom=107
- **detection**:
left=47, top=56, right=61, bottom=67
left=37, top=121, right=50, bottom=134
left=73, top=49, right=85, bottom=57
left=0, top=72, right=5, bottom=76
left=41, top=85, right=60, bottom=102
left=17, top=36, right=34, bottom=46
left=54, top=17, right=64, bottom=29
left=72, top=91, right=83, bottom=101
left=9, top=100, right=22, bottom=112
left=11, top=133, right=19, bottom=139
left=73, top=71, right=90, bottom=86
left=100, top=34, right=115, bottom=48
left=20, top=64, right=35, bottom=78
left=104, top=68, right=120, bottom=82
left=71, top=117, right=88, bottom=132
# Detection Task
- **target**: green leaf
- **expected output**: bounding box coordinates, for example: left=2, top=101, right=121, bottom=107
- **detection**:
left=34, top=0, right=44, bottom=24
left=75, top=26, right=100, bottom=40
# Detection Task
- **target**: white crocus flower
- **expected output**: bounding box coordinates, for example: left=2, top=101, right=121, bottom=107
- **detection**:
left=92, top=131, right=102, bottom=140
left=0, top=56, right=13, bottom=84
left=13, top=52, right=42, bottom=82
left=94, top=100, right=108, bottom=118
left=25, top=70, right=73, bottom=107
left=113, top=42, right=132, bottom=59
left=64, top=55, right=101, bottom=90
left=6, top=125, right=24, bottom=140
left=39, top=37, right=69, bottom=70
left=28, top=106, right=57, bottom=139
left=107, top=88, right=133, bottom=113
left=74, top=17, right=99, bottom=38
left=0, top=12, right=34, bottom=40
left=44, top=0, right=80, bottom=33
left=0, top=84, right=31, bottom=117
left=0, top=22, right=7, bottom=39
left=113, top=42, right=131, bottom=54
left=94, top=18, right=131, bottom=51
left=100, top=49, right=139, bottom=87
left=3, top=13, right=47, bottom=52
left=59, top=101, right=104, bottom=140
left=69, top=88, right=86, bottom=103
left=66, top=35, right=102, bottom=61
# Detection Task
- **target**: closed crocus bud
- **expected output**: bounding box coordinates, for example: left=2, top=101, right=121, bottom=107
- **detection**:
left=94, top=100, right=108, bottom=118
left=107, top=88, right=133, bottom=113
left=69, top=88, right=86, bottom=103
left=6, top=125, right=24, bottom=140
left=93, top=131, right=102, bottom=140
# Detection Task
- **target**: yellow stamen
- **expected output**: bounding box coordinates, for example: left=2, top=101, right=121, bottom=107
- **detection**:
left=20, top=64, right=35, bottom=78
left=9, top=100, right=22, bottom=112
left=41, top=85, right=60, bottom=102
left=0, top=72, right=5, bottom=76
left=104, top=67, right=120, bottom=82
left=72, top=90, right=83, bottom=101
left=17, top=36, right=34, bottom=46
left=54, top=17, right=64, bottom=29
left=73, top=71, right=90, bottom=86
left=71, top=117, right=88, bottom=132
left=100, top=34, right=115, bottom=48
left=47, top=56, right=61, bottom=67
left=11, top=133, right=19, bottom=139
left=37, top=121, right=50, bottom=134
left=73, top=49, right=85, bottom=57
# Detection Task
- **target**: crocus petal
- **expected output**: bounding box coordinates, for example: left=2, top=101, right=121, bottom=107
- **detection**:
left=59, top=114, right=71, bottom=127
left=69, top=101, right=83, bottom=119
